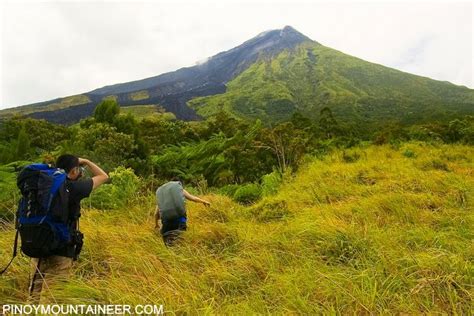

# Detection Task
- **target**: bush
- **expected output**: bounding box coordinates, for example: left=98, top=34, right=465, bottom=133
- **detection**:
left=261, top=170, right=282, bottom=197
left=341, top=150, right=361, bottom=163
left=402, top=149, right=416, bottom=158
left=0, top=161, right=31, bottom=222
left=218, top=184, right=241, bottom=197
left=233, top=183, right=262, bottom=204
left=0, top=165, right=18, bottom=222
left=86, top=167, right=139, bottom=209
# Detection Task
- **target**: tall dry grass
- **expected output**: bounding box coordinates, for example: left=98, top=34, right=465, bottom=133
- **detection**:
left=0, top=142, right=472, bottom=314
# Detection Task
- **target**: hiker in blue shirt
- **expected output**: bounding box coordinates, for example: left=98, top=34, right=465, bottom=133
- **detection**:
left=155, top=177, right=210, bottom=246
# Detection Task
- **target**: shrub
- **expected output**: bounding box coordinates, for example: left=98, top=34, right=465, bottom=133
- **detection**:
left=0, top=161, right=31, bottom=222
left=86, top=167, right=139, bottom=209
left=218, top=184, right=241, bottom=197
left=403, top=149, right=416, bottom=158
left=261, top=170, right=282, bottom=197
left=342, top=150, right=361, bottom=163
left=0, top=165, right=17, bottom=222
left=233, top=183, right=262, bottom=204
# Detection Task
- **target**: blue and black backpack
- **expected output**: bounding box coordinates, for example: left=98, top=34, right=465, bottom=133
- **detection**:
left=1, top=164, right=81, bottom=274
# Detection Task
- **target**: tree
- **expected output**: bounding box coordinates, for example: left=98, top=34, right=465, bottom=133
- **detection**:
left=373, top=121, right=409, bottom=145
left=16, top=125, right=31, bottom=160
left=74, top=123, right=138, bottom=171
left=204, top=111, right=248, bottom=138
left=94, top=99, right=120, bottom=124
left=318, top=107, right=339, bottom=139
left=113, top=113, right=138, bottom=136
left=259, top=122, right=310, bottom=174
left=290, top=111, right=314, bottom=131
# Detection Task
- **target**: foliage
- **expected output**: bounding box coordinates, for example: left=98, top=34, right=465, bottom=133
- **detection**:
left=233, top=183, right=262, bottom=204
left=217, top=184, right=241, bottom=197
left=139, top=116, right=199, bottom=154
left=85, top=166, right=139, bottom=210
left=261, top=170, right=283, bottom=197
left=0, top=117, right=70, bottom=163
left=152, top=121, right=275, bottom=186
left=94, top=99, right=120, bottom=124
left=15, top=125, right=31, bottom=160
left=0, top=165, right=18, bottom=221
left=0, top=161, right=31, bottom=221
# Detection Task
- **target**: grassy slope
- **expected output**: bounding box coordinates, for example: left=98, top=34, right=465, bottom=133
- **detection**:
left=189, top=42, right=474, bottom=125
left=0, top=143, right=473, bottom=313
left=121, top=105, right=176, bottom=121
left=0, top=95, right=91, bottom=118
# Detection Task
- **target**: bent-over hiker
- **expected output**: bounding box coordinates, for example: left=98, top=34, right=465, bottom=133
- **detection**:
left=155, top=177, right=210, bottom=246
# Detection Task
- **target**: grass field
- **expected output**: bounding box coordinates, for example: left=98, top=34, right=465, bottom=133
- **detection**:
left=0, top=142, right=472, bottom=314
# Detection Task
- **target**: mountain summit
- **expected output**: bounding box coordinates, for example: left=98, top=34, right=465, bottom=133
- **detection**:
left=2, top=26, right=312, bottom=124
left=90, top=25, right=312, bottom=96
left=1, top=26, right=473, bottom=125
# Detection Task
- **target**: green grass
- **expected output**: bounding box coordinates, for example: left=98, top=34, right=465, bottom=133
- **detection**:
left=129, top=90, right=150, bottom=101
left=120, top=105, right=176, bottom=120
left=0, top=142, right=472, bottom=313
left=0, top=95, right=91, bottom=118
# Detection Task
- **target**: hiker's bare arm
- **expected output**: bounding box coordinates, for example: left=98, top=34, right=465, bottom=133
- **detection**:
left=79, top=158, right=109, bottom=189
left=183, top=190, right=211, bottom=206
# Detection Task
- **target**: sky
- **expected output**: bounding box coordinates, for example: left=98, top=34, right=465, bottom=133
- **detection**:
left=0, top=0, right=472, bottom=109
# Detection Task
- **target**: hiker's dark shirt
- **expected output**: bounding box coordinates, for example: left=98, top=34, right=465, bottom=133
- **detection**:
left=54, top=178, right=93, bottom=258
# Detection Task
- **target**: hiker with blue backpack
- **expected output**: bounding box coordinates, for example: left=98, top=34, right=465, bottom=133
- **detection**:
left=1, top=155, right=109, bottom=303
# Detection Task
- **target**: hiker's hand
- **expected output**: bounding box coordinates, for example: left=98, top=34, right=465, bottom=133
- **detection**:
left=203, top=200, right=211, bottom=207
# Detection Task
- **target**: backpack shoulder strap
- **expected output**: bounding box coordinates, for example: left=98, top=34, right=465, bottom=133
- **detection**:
left=46, top=169, right=67, bottom=213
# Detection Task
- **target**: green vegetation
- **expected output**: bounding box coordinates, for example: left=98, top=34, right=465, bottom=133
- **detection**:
left=84, top=166, right=140, bottom=210
left=129, top=90, right=150, bottom=101
left=233, top=183, right=262, bottom=204
left=0, top=95, right=90, bottom=118
left=102, top=95, right=118, bottom=102
left=121, top=105, right=176, bottom=120
left=0, top=163, right=21, bottom=221
left=0, top=143, right=472, bottom=314
left=44, top=95, right=91, bottom=112
left=189, top=42, right=474, bottom=132
left=0, top=96, right=472, bottom=313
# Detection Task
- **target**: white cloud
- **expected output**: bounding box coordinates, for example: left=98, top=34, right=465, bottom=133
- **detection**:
left=0, top=0, right=472, bottom=109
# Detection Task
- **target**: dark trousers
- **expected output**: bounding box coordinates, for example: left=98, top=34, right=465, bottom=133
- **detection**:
left=161, top=217, right=187, bottom=246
